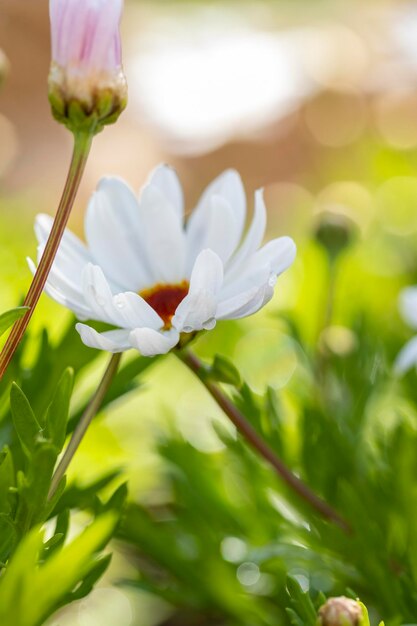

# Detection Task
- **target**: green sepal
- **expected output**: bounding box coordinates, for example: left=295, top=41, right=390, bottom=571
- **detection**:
left=48, top=85, right=126, bottom=136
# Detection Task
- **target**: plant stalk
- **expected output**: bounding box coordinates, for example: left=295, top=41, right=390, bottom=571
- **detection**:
left=0, top=131, right=94, bottom=379
left=178, top=349, right=351, bottom=534
left=48, top=352, right=122, bottom=500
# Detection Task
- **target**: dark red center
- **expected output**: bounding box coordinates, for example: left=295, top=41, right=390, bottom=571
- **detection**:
left=140, top=281, right=189, bottom=329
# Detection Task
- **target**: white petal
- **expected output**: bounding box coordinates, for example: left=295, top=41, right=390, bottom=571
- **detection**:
left=82, top=264, right=124, bottom=326
left=76, top=324, right=131, bottom=353
left=196, top=169, right=246, bottom=231
left=138, top=183, right=186, bottom=284
left=35, top=214, right=90, bottom=265
left=217, top=284, right=267, bottom=320
left=172, top=249, right=223, bottom=332
left=394, top=336, right=417, bottom=375
left=219, top=264, right=271, bottom=301
left=129, top=327, right=180, bottom=356
left=85, top=177, right=152, bottom=291
left=35, top=214, right=92, bottom=289
left=251, top=237, right=297, bottom=276
left=186, top=170, right=246, bottom=271
left=28, top=257, right=91, bottom=320
left=399, top=287, right=417, bottom=329
left=186, top=195, right=241, bottom=271
left=112, top=292, right=163, bottom=330
left=225, top=188, right=267, bottom=281
left=147, top=164, right=184, bottom=221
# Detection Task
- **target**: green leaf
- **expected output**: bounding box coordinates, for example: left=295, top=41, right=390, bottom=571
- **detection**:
left=104, top=482, right=128, bottom=512
left=0, top=447, right=15, bottom=515
left=210, top=355, right=241, bottom=387
left=0, top=307, right=28, bottom=338
left=0, top=514, right=16, bottom=562
left=66, top=553, right=112, bottom=602
left=286, top=575, right=317, bottom=626
left=44, top=368, right=74, bottom=451
left=25, top=444, right=59, bottom=525
left=0, top=512, right=118, bottom=626
left=42, top=510, right=69, bottom=559
left=43, top=476, right=66, bottom=521
left=10, top=384, right=42, bottom=458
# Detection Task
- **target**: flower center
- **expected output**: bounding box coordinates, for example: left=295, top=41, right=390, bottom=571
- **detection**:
left=140, top=281, right=189, bottom=329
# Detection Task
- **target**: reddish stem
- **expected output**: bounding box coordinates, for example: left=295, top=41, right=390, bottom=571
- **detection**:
left=0, top=131, right=93, bottom=379
left=179, top=350, right=351, bottom=534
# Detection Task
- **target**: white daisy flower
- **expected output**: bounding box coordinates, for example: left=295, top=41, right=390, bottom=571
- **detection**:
left=395, top=286, right=417, bottom=375
left=30, top=166, right=296, bottom=357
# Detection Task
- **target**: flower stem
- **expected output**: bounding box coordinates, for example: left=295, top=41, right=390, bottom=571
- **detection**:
left=0, top=130, right=94, bottom=380
left=178, top=349, right=351, bottom=534
left=48, top=352, right=122, bottom=501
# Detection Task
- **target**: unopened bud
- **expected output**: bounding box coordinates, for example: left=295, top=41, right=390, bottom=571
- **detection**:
left=318, top=597, right=362, bottom=626
left=314, top=212, right=356, bottom=262
left=48, top=0, right=127, bottom=134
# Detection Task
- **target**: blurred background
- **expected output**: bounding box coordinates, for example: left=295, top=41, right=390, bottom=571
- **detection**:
left=3, top=0, right=417, bottom=624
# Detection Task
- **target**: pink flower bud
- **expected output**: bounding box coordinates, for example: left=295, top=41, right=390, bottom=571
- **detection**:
left=48, top=0, right=127, bottom=133
left=318, top=597, right=362, bottom=626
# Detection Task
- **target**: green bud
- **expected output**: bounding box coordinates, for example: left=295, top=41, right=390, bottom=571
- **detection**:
left=314, top=212, right=357, bottom=262
left=318, top=597, right=362, bottom=626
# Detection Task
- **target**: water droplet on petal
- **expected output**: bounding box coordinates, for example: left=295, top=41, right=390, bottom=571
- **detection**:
left=268, top=274, right=277, bottom=288
left=203, top=317, right=216, bottom=330
left=183, top=325, right=193, bottom=333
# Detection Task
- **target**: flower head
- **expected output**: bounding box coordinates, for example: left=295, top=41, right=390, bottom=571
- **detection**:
left=318, top=597, right=362, bottom=626
left=48, top=0, right=127, bottom=133
left=30, top=167, right=296, bottom=357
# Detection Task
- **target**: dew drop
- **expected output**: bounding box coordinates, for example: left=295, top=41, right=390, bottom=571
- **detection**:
left=203, top=317, right=216, bottom=330
left=183, top=325, right=193, bottom=333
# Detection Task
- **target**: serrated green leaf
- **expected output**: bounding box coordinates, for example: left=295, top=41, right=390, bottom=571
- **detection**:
left=65, top=553, right=112, bottom=602
left=44, top=368, right=74, bottom=451
left=0, top=307, right=28, bottom=338
left=0, top=513, right=117, bottom=626
left=10, top=384, right=42, bottom=458
left=42, top=509, right=69, bottom=559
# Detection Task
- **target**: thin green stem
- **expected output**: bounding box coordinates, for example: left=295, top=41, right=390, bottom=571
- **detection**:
left=0, top=131, right=94, bottom=380
left=48, top=352, right=122, bottom=501
left=178, top=349, right=351, bottom=534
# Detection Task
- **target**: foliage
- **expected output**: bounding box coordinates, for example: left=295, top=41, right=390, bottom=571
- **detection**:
left=0, top=321, right=153, bottom=624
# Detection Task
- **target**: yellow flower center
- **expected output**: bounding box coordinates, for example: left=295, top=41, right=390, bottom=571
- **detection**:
left=140, top=281, right=189, bottom=330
